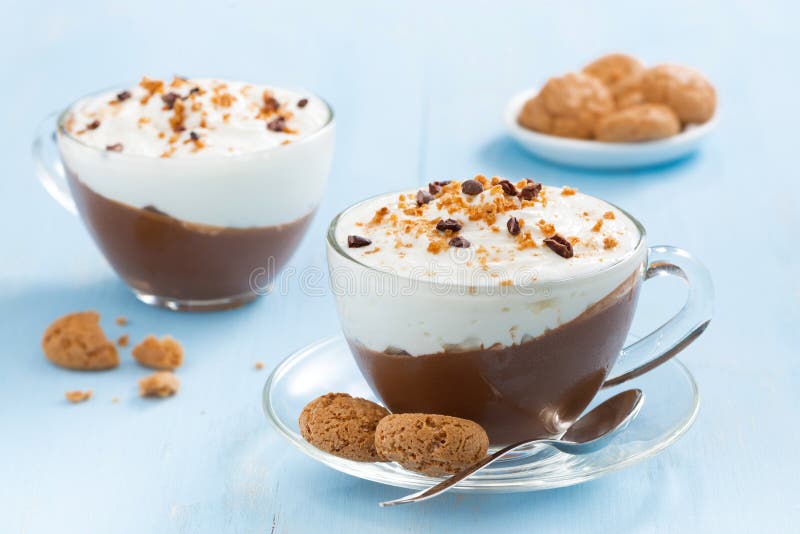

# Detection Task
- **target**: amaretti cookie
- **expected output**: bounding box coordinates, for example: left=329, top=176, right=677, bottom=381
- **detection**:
left=299, top=393, right=390, bottom=462
left=518, top=73, right=614, bottom=139
left=374, top=414, right=489, bottom=476
left=42, top=311, right=119, bottom=370
left=595, top=104, right=681, bottom=142
left=641, top=64, right=716, bottom=124
left=583, top=53, right=644, bottom=94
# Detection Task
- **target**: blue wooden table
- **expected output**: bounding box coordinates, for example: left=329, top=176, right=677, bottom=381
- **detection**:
left=2, top=1, right=798, bottom=532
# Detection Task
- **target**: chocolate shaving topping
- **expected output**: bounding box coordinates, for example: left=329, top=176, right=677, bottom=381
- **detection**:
left=428, top=180, right=451, bottom=195
left=347, top=235, right=372, bottom=248
left=519, top=182, right=542, bottom=201
left=263, top=96, right=280, bottom=113
left=416, top=190, right=433, bottom=206
left=507, top=216, right=520, bottom=236
left=267, top=117, right=287, bottom=132
left=544, top=234, right=573, bottom=258
left=162, top=92, right=180, bottom=110
left=105, top=143, right=123, bottom=152
left=297, top=98, right=309, bottom=108
left=189, top=131, right=200, bottom=141
left=188, top=87, right=201, bottom=96
left=461, top=179, right=484, bottom=196
left=86, top=120, right=100, bottom=130
left=449, top=236, right=470, bottom=248
left=116, top=90, right=131, bottom=102
left=498, top=179, right=518, bottom=196
left=436, top=218, right=462, bottom=232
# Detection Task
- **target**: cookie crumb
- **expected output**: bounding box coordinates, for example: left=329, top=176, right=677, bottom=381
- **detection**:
left=254, top=361, right=264, bottom=370
left=117, top=334, right=129, bottom=347
left=42, top=311, right=119, bottom=370
left=139, top=371, right=179, bottom=398
left=115, top=316, right=128, bottom=326
left=132, top=335, right=183, bottom=370
left=65, top=390, right=92, bottom=404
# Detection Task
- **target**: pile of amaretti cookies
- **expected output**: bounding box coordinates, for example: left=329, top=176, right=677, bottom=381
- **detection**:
left=299, top=393, right=490, bottom=476
left=517, top=53, right=717, bottom=142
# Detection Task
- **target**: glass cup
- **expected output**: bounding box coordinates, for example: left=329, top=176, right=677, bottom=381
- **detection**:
left=326, top=194, right=712, bottom=446
left=33, top=85, right=335, bottom=311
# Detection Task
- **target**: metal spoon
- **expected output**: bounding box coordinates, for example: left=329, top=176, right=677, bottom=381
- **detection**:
left=379, top=389, right=644, bottom=507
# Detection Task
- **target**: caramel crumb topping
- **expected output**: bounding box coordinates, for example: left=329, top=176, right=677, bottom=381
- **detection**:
left=427, top=239, right=447, bottom=254
left=211, top=91, right=237, bottom=108
left=516, top=231, right=538, bottom=250
left=591, top=220, right=603, bottom=232
left=139, top=76, right=164, bottom=104
left=604, top=237, right=619, bottom=249
left=169, top=99, right=187, bottom=133
left=603, top=211, right=616, bottom=220
left=370, top=207, right=390, bottom=225
left=537, top=219, right=556, bottom=237
left=561, top=186, right=577, bottom=196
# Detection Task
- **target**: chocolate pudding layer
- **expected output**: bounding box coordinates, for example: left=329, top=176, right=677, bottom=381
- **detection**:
left=68, top=173, right=314, bottom=304
left=348, top=274, right=640, bottom=445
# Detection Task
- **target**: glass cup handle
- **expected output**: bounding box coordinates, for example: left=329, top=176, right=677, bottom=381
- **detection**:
left=603, top=246, right=713, bottom=388
left=32, top=111, right=77, bottom=215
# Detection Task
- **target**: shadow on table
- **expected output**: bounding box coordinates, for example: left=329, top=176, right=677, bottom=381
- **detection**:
left=477, top=135, right=699, bottom=188
left=294, top=457, right=696, bottom=532
left=0, top=277, right=274, bottom=339
left=0, top=276, right=279, bottom=382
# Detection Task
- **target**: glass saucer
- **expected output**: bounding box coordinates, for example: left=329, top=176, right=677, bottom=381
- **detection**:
left=262, top=335, right=700, bottom=493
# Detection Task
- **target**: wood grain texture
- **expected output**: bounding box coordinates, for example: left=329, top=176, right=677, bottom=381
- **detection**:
left=1, top=1, right=798, bottom=532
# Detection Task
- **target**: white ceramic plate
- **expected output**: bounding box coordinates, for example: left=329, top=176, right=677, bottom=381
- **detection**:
left=505, top=89, right=718, bottom=170
left=263, top=335, right=700, bottom=493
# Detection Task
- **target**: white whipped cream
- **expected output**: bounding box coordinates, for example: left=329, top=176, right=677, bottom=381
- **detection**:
left=328, top=179, right=646, bottom=355
left=57, top=78, right=334, bottom=227
left=63, top=77, right=330, bottom=157
left=334, top=182, right=640, bottom=284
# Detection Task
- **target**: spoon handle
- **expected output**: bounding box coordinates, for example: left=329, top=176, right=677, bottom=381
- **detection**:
left=379, top=438, right=549, bottom=507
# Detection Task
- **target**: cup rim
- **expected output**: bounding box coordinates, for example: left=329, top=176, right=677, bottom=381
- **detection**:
left=326, top=187, right=648, bottom=288
left=55, top=79, right=335, bottom=162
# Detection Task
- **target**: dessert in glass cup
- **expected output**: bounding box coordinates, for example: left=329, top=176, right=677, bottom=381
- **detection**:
left=34, top=76, right=335, bottom=310
left=327, top=177, right=712, bottom=445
